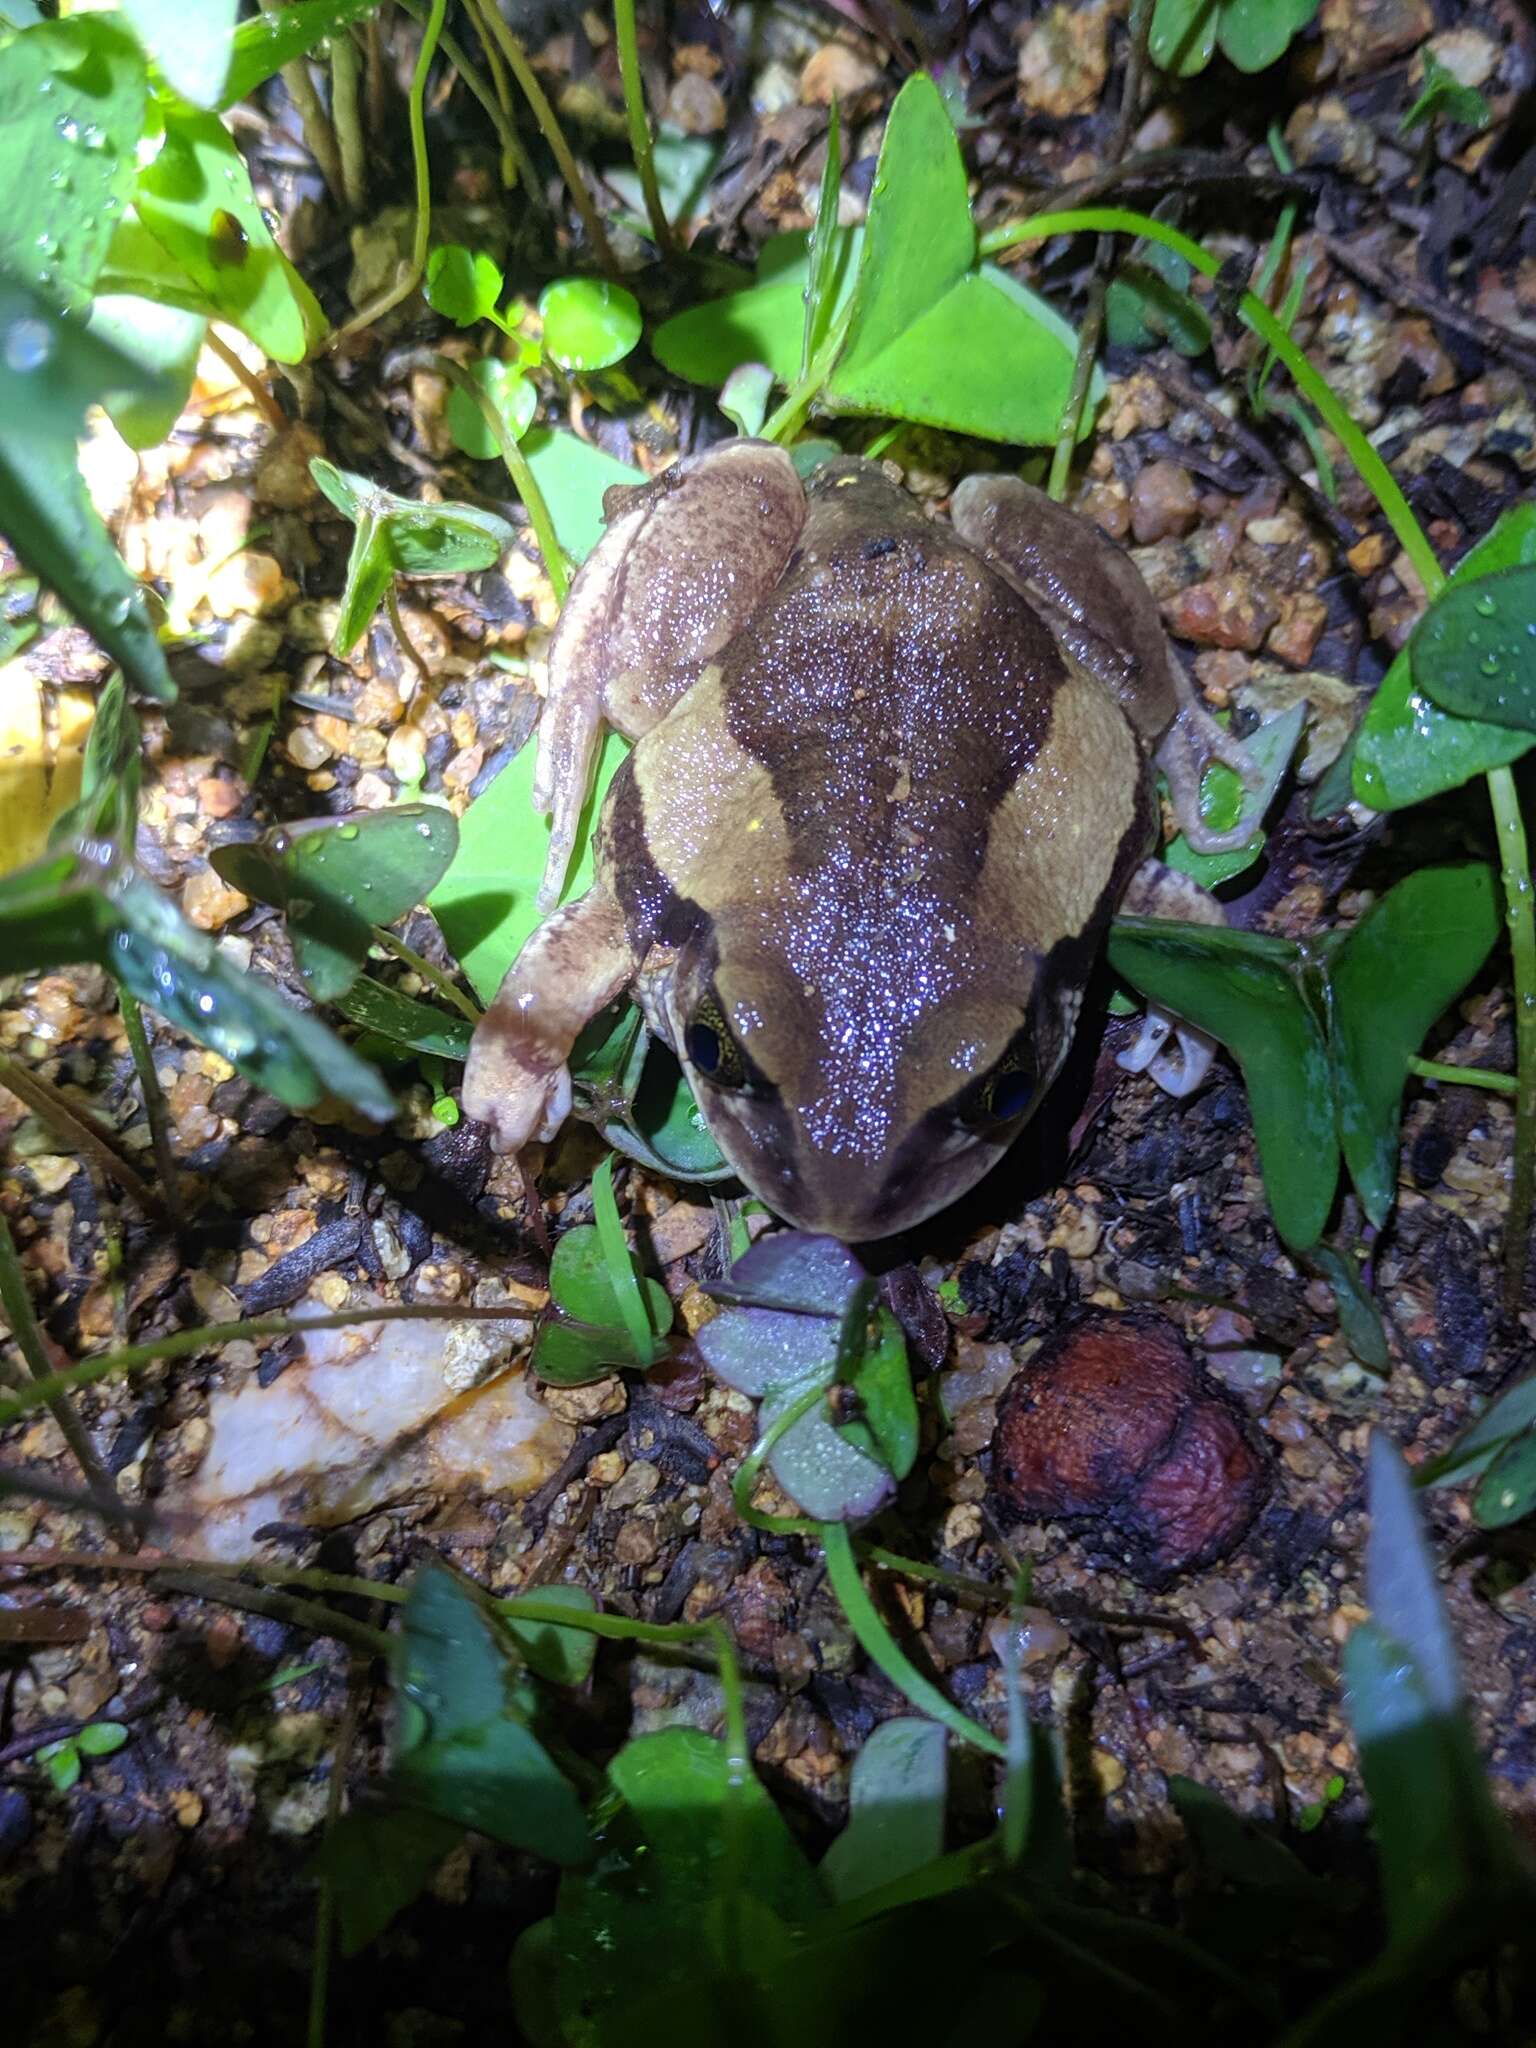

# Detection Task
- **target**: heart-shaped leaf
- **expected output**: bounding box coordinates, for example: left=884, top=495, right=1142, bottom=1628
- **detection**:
left=426, top=243, right=505, bottom=328
left=539, top=278, right=641, bottom=373
left=1410, top=564, right=1536, bottom=731
left=570, top=1000, right=729, bottom=1181
left=820, top=1718, right=948, bottom=1904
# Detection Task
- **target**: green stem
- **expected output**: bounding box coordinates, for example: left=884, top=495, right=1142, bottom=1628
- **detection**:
left=116, top=988, right=184, bottom=1230
left=470, top=0, right=619, bottom=278
left=0, top=1301, right=544, bottom=1431
left=0, top=1218, right=128, bottom=1531
left=260, top=0, right=345, bottom=206
left=432, top=354, right=569, bottom=602
left=590, top=1155, right=659, bottom=1362
left=978, top=206, right=1444, bottom=598
left=1408, top=1055, right=1517, bottom=1096
left=329, top=22, right=368, bottom=214
left=762, top=300, right=855, bottom=445
left=1488, top=764, right=1536, bottom=1313
left=613, top=0, right=674, bottom=256
left=329, top=0, right=447, bottom=346
left=858, top=1542, right=1008, bottom=1605
left=369, top=924, right=482, bottom=1022
left=1046, top=272, right=1106, bottom=503
left=820, top=1522, right=1005, bottom=1758
left=397, top=0, right=542, bottom=201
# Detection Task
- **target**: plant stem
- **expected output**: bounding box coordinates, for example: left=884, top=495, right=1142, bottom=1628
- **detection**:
left=978, top=205, right=1444, bottom=597
left=385, top=584, right=433, bottom=697
left=116, top=990, right=185, bottom=1231
left=329, top=0, right=448, bottom=347
left=1488, top=763, right=1536, bottom=1313
left=395, top=0, right=541, bottom=199
left=432, top=354, right=569, bottom=601
left=204, top=328, right=288, bottom=433
left=0, top=1218, right=128, bottom=1533
left=820, top=1522, right=1005, bottom=1757
left=329, top=24, right=368, bottom=215
left=259, top=0, right=346, bottom=207
left=469, top=0, right=619, bottom=278
left=0, top=1052, right=167, bottom=1223
left=369, top=925, right=482, bottom=1022
left=1408, top=1056, right=1517, bottom=1096
left=0, top=1300, right=546, bottom=1431
left=613, top=0, right=675, bottom=257
left=762, top=301, right=855, bottom=445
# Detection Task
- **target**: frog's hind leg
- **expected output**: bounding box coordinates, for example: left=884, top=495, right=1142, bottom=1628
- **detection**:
left=534, top=440, right=805, bottom=909
left=950, top=474, right=1260, bottom=856
left=1115, top=860, right=1225, bottom=1098
left=462, top=883, right=635, bottom=1153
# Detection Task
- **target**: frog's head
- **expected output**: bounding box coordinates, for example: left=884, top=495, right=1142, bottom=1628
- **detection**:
left=666, top=892, right=1089, bottom=1242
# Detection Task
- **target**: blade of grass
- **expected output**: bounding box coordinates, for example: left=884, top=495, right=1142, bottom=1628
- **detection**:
left=589, top=1155, right=659, bottom=1361
left=613, top=0, right=674, bottom=256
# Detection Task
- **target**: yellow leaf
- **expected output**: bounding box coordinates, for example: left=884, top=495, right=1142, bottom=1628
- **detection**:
left=0, top=664, right=94, bottom=875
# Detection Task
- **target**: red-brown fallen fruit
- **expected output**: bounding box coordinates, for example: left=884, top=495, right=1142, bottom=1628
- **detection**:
left=991, top=1309, right=1269, bottom=1586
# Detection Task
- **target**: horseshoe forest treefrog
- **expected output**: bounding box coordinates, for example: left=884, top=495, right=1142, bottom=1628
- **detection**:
left=462, top=442, right=1256, bottom=1242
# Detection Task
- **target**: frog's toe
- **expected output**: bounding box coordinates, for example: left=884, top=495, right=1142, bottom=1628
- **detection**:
left=462, top=1024, right=572, bottom=1153
left=1157, top=698, right=1265, bottom=852
left=1116, top=1006, right=1216, bottom=1098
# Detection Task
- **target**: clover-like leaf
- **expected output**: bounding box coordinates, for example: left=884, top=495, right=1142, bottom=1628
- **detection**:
left=538, top=278, right=642, bottom=373
left=446, top=357, right=537, bottom=461
left=425, top=243, right=505, bottom=328
left=1410, top=564, right=1536, bottom=732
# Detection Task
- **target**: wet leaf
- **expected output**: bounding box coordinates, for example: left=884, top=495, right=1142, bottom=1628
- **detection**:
left=0, top=276, right=174, bottom=449
left=1420, top=1375, right=1536, bottom=1491
left=1217, top=0, right=1319, bottom=72
left=425, top=243, right=504, bottom=327
left=1330, top=864, right=1499, bottom=1226
left=503, top=1586, right=599, bottom=1687
left=1108, top=918, right=1337, bottom=1248
left=88, top=293, right=205, bottom=449
left=0, top=15, right=145, bottom=311
left=392, top=1560, right=590, bottom=1865
left=1309, top=1246, right=1389, bottom=1373
left=219, top=0, right=384, bottom=108
left=122, top=0, right=237, bottom=108
left=332, top=976, right=473, bottom=1062
left=538, top=278, right=641, bottom=373
left=74, top=1720, right=128, bottom=1757
left=1148, top=0, right=1219, bottom=75
left=136, top=104, right=327, bottom=364
left=604, top=127, right=718, bottom=232
left=210, top=805, right=459, bottom=1003
left=445, top=357, right=536, bottom=460
left=1472, top=1430, right=1536, bottom=1529
left=821, top=1718, right=948, bottom=1903
left=1354, top=505, right=1536, bottom=811
left=430, top=727, right=629, bottom=1006
left=531, top=1216, right=671, bottom=1385
left=803, top=100, right=843, bottom=378
left=0, top=433, right=175, bottom=703
left=841, top=1309, right=919, bottom=1481
left=652, top=229, right=862, bottom=390
left=571, top=1001, right=729, bottom=1181
left=1411, top=564, right=1536, bottom=731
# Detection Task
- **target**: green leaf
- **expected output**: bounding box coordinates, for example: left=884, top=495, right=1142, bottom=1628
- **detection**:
left=827, top=265, right=1099, bottom=448
left=1108, top=917, right=1337, bottom=1248
left=503, top=1587, right=599, bottom=1687
left=1473, top=1430, right=1536, bottom=1528
left=135, top=104, right=327, bottom=363
left=332, top=976, right=474, bottom=1062
left=570, top=1001, right=729, bottom=1181
left=519, top=427, right=645, bottom=564
left=88, top=293, right=205, bottom=449
left=0, top=434, right=175, bottom=703
left=316, top=1802, right=463, bottom=1957
left=1164, top=702, right=1305, bottom=887
left=74, top=1720, right=129, bottom=1756
left=1309, top=1245, right=1389, bottom=1373
left=604, top=126, right=718, bottom=233
left=328, top=498, right=393, bottom=657
left=532, top=1218, right=671, bottom=1383
left=718, top=361, right=773, bottom=440
left=1420, top=1374, right=1536, bottom=1490
left=42, top=1741, right=81, bottom=1793
left=821, top=1718, right=947, bottom=1903
left=1330, top=864, right=1500, bottom=1225
left=1149, top=0, right=1219, bottom=76
left=0, top=276, right=174, bottom=448
left=1411, top=564, right=1536, bottom=730
left=220, top=0, right=383, bottom=109
left=590, top=1152, right=666, bottom=1362
left=424, top=243, right=504, bottom=326
left=651, top=230, right=862, bottom=390
left=1401, top=49, right=1492, bottom=134
left=538, top=278, right=641, bottom=373
left=0, top=15, right=146, bottom=310
left=804, top=100, right=843, bottom=379
left=1217, top=0, right=1319, bottom=72
left=210, top=805, right=459, bottom=1003
left=446, top=358, right=536, bottom=462
left=1355, top=505, right=1536, bottom=810
left=842, top=1308, right=918, bottom=1481
left=107, top=870, right=396, bottom=1119
left=1104, top=252, right=1212, bottom=358
left=393, top=1559, right=591, bottom=1865
left=122, top=0, right=237, bottom=109
left=430, top=727, right=629, bottom=1007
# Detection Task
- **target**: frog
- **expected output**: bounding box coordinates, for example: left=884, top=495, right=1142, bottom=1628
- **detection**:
left=462, top=441, right=1256, bottom=1242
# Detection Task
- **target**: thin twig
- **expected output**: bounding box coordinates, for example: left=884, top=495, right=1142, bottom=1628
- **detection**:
left=116, top=991, right=185, bottom=1232
left=385, top=585, right=434, bottom=698
left=0, top=1219, right=129, bottom=1535
left=0, top=1052, right=167, bottom=1222
left=469, top=0, right=619, bottom=278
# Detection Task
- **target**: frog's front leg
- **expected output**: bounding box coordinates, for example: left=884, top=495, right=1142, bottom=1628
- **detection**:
left=1116, top=859, right=1224, bottom=1098
left=951, top=474, right=1260, bottom=855
left=534, top=439, right=805, bottom=908
left=461, top=884, right=636, bottom=1153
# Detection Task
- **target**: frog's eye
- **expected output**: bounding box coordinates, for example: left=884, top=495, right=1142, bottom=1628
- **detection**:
left=685, top=995, right=748, bottom=1090
left=959, top=1045, right=1035, bottom=1127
